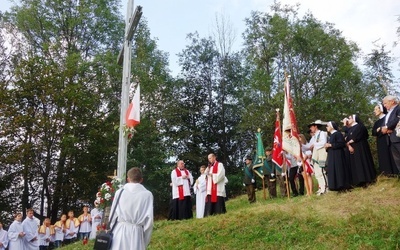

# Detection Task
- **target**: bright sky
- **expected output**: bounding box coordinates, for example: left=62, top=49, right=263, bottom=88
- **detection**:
left=2, top=0, right=400, bottom=81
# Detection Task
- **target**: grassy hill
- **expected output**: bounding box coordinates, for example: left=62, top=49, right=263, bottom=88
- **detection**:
left=63, top=176, right=400, bottom=250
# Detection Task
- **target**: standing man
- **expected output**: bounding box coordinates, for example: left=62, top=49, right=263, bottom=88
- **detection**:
left=170, top=160, right=194, bottom=220
left=204, top=153, right=227, bottom=217
left=110, top=167, right=153, bottom=250
left=243, top=156, right=256, bottom=203
left=22, top=208, right=39, bottom=250
left=381, top=95, right=400, bottom=173
left=263, top=148, right=277, bottom=198
left=307, top=120, right=328, bottom=195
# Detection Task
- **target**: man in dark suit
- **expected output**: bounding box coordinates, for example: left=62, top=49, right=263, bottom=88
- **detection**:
left=381, top=95, right=400, bottom=173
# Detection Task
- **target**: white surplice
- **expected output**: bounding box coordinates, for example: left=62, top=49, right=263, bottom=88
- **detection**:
left=38, top=227, right=51, bottom=247
left=89, top=207, right=103, bottom=239
left=109, top=183, right=153, bottom=250
left=193, top=174, right=207, bottom=218
left=0, top=228, right=8, bottom=250
left=22, top=217, right=39, bottom=250
left=171, top=168, right=193, bottom=199
left=7, top=220, right=24, bottom=250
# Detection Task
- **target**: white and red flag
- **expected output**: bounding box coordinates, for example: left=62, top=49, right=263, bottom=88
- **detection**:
left=125, top=84, right=140, bottom=128
left=272, top=109, right=283, bottom=168
left=282, top=74, right=302, bottom=159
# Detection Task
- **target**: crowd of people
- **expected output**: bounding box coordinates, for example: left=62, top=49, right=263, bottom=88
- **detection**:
left=0, top=167, right=154, bottom=250
left=2, top=95, right=399, bottom=249
left=0, top=202, right=103, bottom=249
left=244, top=95, right=400, bottom=200
left=169, top=153, right=228, bottom=220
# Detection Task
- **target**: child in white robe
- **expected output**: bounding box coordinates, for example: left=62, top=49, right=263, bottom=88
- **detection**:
left=53, top=214, right=66, bottom=248
left=193, top=165, right=207, bottom=218
left=89, top=201, right=103, bottom=239
left=7, top=213, right=25, bottom=250
left=38, top=218, right=53, bottom=250
left=0, top=221, right=9, bottom=250
left=64, top=210, right=79, bottom=245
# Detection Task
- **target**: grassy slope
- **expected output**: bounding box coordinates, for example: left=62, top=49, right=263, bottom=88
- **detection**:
left=63, top=177, right=400, bottom=250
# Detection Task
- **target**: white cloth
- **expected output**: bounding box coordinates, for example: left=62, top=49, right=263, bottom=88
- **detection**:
left=310, top=130, right=328, bottom=192
left=90, top=208, right=103, bottom=239
left=7, top=220, right=24, bottom=250
left=38, top=227, right=51, bottom=247
left=0, top=229, right=8, bottom=250
left=171, top=168, right=193, bottom=199
left=312, top=130, right=328, bottom=150
left=205, top=162, right=226, bottom=197
left=54, top=223, right=65, bottom=241
left=110, top=183, right=153, bottom=250
left=64, top=220, right=78, bottom=240
left=78, top=215, right=91, bottom=233
left=22, top=217, right=39, bottom=250
left=193, top=174, right=207, bottom=218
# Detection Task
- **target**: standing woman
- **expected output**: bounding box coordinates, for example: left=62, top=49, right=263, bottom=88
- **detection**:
left=372, top=104, right=398, bottom=176
left=325, top=121, right=351, bottom=192
left=346, top=114, right=377, bottom=187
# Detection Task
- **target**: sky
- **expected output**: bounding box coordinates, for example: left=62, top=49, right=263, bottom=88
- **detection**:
left=2, top=0, right=400, bottom=81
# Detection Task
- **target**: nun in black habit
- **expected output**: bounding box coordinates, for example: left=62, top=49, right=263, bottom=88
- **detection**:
left=346, top=114, right=377, bottom=187
left=325, top=121, right=351, bottom=191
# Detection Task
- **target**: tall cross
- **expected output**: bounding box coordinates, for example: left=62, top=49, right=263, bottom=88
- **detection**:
left=116, top=0, right=142, bottom=182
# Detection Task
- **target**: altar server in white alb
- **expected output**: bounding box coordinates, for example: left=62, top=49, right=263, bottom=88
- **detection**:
left=64, top=210, right=80, bottom=245
left=7, top=212, right=25, bottom=250
left=204, top=153, right=227, bottom=217
left=22, top=208, right=39, bottom=250
left=89, top=201, right=103, bottom=239
left=193, top=165, right=207, bottom=218
left=170, top=160, right=194, bottom=220
left=110, top=167, right=154, bottom=250
left=78, top=205, right=92, bottom=240
left=0, top=221, right=8, bottom=250
left=38, top=218, right=53, bottom=249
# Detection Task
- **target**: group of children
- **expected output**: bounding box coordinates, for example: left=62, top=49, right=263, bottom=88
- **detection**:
left=0, top=201, right=103, bottom=249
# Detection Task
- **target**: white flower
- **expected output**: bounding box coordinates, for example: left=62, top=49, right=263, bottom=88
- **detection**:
left=111, top=178, right=122, bottom=185
left=101, top=184, right=110, bottom=191
left=104, top=193, right=112, bottom=201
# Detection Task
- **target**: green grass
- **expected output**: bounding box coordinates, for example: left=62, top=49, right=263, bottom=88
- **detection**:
left=61, top=176, right=400, bottom=250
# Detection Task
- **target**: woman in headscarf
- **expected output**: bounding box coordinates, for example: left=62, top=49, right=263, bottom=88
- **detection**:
left=346, top=114, right=377, bottom=187
left=372, top=104, right=398, bottom=176
left=325, top=121, right=351, bottom=192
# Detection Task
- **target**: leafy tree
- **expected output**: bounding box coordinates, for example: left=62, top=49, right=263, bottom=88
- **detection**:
left=0, top=0, right=124, bottom=222
left=163, top=31, right=247, bottom=175
left=242, top=3, right=375, bottom=137
left=364, top=43, right=396, bottom=97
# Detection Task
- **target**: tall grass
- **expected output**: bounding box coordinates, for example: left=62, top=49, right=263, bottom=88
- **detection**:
left=62, top=176, right=400, bottom=250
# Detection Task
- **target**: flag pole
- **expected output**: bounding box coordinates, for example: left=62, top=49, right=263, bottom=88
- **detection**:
left=283, top=154, right=290, bottom=199
left=262, top=176, right=266, bottom=200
